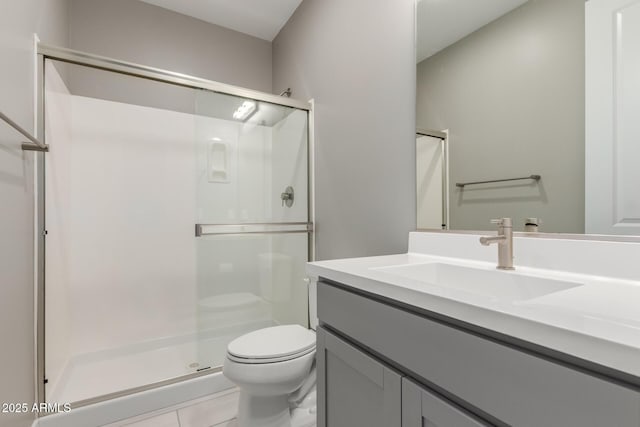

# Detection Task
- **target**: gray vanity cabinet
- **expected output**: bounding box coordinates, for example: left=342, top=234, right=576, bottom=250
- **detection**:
left=316, top=326, right=402, bottom=427
left=317, top=280, right=640, bottom=427
left=316, top=325, right=480, bottom=427
left=402, top=379, right=488, bottom=427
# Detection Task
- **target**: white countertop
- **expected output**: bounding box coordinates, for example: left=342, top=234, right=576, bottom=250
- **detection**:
left=307, top=232, right=640, bottom=380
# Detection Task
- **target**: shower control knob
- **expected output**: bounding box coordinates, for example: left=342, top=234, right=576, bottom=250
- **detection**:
left=281, top=186, right=294, bottom=208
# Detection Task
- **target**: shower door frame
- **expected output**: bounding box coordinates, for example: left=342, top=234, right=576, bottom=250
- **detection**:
left=35, top=44, right=315, bottom=410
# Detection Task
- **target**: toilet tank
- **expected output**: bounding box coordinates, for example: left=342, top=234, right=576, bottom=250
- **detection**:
left=308, top=276, right=318, bottom=331
left=258, top=253, right=293, bottom=302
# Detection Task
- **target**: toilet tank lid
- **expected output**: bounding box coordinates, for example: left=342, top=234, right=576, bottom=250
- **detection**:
left=227, top=324, right=316, bottom=360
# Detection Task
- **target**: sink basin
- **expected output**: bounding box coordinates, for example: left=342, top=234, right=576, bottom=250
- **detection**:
left=373, top=263, right=582, bottom=302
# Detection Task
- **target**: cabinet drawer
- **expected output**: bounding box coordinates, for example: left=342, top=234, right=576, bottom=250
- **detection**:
left=318, top=282, right=640, bottom=427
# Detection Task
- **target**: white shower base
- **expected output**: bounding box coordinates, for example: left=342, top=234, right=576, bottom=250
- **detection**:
left=48, top=321, right=272, bottom=404
left=35, top=371, right=236, bottom=427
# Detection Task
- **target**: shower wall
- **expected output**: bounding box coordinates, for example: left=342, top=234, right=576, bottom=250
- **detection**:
left=269, top=111, right=310, bottom=325
left=271, top=111, right=309, bottom=224
left=66, top=95, right=198, bottom=355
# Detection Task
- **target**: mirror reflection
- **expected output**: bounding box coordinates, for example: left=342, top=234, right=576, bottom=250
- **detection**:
left=416, top=0, right=640, bottom=235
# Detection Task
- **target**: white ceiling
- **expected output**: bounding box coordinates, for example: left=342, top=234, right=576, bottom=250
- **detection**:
left=139, top=0, right=303, bottom=41
left=417, top=0, right=529, bottom=63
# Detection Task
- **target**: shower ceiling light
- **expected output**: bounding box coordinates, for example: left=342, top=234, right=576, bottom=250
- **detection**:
left=233, top=101, right=257, bottom=121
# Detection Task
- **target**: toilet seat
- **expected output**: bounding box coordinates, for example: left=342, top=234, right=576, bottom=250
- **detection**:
left=227, top=324, right=316, bottom=364
left=227, top=346, right=315, bottom=364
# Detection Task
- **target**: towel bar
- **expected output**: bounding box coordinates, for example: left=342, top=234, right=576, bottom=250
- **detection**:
left=456, top=175, right=541, bottom=188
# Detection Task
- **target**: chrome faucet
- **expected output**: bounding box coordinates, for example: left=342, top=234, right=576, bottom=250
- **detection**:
left=479, top=218, right=514, bottom=270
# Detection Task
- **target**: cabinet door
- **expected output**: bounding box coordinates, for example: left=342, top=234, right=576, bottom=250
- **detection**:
left=317, top=326, right=402, bottom=427
left=402, top=379, right=489, bottom=427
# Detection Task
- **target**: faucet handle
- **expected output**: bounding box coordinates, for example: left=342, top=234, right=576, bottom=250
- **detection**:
left=490, top=218, right=512, bottom=227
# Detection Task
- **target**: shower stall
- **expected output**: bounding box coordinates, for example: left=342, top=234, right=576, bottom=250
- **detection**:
left=37, top=45, right=313, bottom=407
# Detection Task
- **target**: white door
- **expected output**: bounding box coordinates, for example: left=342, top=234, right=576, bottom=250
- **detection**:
left=416, top=135, right=446, bottom=229
left=586, top=0, right=640, bottom=234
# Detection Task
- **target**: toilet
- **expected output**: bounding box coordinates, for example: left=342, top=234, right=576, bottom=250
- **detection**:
left=223, top=279, right=318, bottom=427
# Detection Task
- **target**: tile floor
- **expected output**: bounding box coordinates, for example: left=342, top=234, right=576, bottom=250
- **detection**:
left=103, top=388, right=239, bottom=427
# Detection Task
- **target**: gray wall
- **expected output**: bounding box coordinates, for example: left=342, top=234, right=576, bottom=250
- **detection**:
left=0, top=1, right=69, bottom=426
left=68, top=0, right=273, bottom=94
left=416, top=0, right=585, bottom=233
left=273, top=0, right=416, bottom=260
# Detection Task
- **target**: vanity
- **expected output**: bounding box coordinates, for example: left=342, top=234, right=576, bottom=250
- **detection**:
left=307, top=232, right=640, bottom=427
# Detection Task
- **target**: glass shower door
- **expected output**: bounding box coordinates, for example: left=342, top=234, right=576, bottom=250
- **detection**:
left=41, top=53, right=312, bottom=405
left=193, top=90, right=310, bottom=371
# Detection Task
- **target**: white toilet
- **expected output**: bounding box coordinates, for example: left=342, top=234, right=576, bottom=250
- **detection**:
left=223, top=280, right=318, bottom=427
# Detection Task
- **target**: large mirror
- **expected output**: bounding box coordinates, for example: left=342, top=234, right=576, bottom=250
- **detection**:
left=416, top=0, right=640, bottom=235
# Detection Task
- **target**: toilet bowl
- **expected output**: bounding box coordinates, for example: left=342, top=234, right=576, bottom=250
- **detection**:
left=223, top=280, right=318, bottom=427
left=224, top=325, right=316, bottom=427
